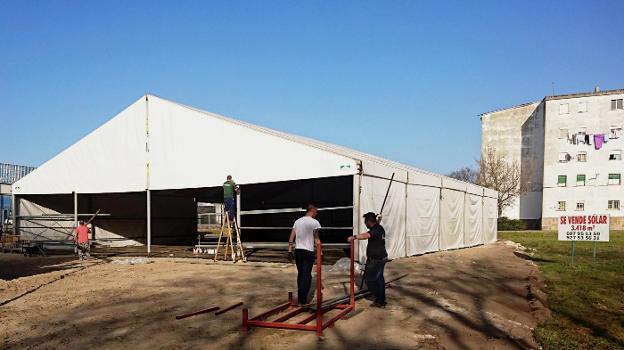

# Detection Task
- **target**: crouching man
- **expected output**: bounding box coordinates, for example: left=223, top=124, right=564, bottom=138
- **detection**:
left=348, top=212, right=388, bottom=308
left=74, top=220, right=91, bottom=260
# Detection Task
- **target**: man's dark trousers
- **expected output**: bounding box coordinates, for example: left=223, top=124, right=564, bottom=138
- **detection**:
left=294, top=249, right=315, bottom=304
left=364, top=258, right=387, bottom=305
left=224, top=197, right=236, bottom=220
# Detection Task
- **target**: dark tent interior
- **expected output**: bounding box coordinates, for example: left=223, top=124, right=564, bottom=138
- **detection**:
left=16, top=175, right=354, bottom=248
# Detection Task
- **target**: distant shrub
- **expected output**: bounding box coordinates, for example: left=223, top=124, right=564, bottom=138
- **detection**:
left=497, top=217, right=527, bottom=231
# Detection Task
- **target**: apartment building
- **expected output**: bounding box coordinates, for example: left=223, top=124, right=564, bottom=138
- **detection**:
left=481, top=88, right=624, bottom=230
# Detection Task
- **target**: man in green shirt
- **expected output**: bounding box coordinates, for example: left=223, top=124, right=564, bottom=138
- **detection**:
left=223, top=175, right=239, bottom=221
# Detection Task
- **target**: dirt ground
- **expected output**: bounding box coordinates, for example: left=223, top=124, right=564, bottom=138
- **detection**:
left=0, top=241, right=549, bottom=350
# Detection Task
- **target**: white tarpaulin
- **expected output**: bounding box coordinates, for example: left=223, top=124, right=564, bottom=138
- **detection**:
left=13, top=99, right=147, bottom=195
left=13, top=94, right=498, bottom=257
left=464, top=193, right=484, bottom=246
left=406, top=185, right=440, bottom=255
left=148, top=97, right=358, bottom=190
left=483, top=196, right=498, bottom=243
left=440, top=189, right=465, bottom=250
left=359, top=175, right=406, bottom=260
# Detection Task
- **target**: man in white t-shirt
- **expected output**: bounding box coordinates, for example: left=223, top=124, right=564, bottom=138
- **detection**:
left=288, top=204, right=321, bottom=305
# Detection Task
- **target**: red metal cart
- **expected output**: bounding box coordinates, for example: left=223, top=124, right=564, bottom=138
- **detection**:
left=242, top=240, right=355, bottom=337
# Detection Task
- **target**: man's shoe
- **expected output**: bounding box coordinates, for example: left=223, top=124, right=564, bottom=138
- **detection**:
left=370, top=302, right=386, bottom=309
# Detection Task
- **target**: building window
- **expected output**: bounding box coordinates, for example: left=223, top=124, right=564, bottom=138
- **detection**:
left=576, top=202, right=585, bottom=211
left=558, top=152, right=571, bottom=162
left=611, top=99, right=623, bottom=110
left=609, top=150, right=622, bottom=160
left=558, top=175, right=567, bottom=187
left=559, top=128, right=568, bottom=139
left=608, top=200, right=620, bottom=210
left=576, top=174, right=586, bottom=186
left=559, top=103, right=570, bottom=114
left=609, top=126, right=622, bottom=139
left=557, top=201, right=566, bottom=211
left=608, top=173, right=621, bottom=185
left=577, top=152, right=587, bottom=162
left=578, top=101, right=588, bottom=113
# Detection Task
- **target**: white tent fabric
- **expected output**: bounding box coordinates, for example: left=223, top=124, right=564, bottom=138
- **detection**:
left=483, top=196, right=498, bottom=243
left=439, top=188, right=465, bottom=250
left=359, top=176, right=406, bottom=260
left=13, top=94, right=498, bottom=259
left=406, top=185, right=440, bottom=255
left=13, top=99, right=147, bottom=194
left=464, top=193, right=484, bottom=246
left=148, top=97, right=358, bottom=190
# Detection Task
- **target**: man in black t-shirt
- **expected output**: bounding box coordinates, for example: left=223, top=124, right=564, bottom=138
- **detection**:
left=347, top=212, right=388, bottom=308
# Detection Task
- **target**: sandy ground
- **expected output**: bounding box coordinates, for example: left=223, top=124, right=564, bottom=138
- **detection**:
left=0, top=241, right=549, bottom=350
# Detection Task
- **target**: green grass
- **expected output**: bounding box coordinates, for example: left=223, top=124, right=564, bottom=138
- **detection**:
left=499, top=231, right=624, bottom=350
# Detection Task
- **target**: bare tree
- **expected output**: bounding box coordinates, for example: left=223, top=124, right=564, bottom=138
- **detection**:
left=447, top=166, right=479, bottom=184
left=478, top=147, right=528, bottom=216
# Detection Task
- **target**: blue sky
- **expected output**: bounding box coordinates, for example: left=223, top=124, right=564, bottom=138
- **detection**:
left=1, top=0, right=623, bottom=175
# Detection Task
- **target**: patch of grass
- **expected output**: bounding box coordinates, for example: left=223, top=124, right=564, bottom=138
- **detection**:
left=499, top=231, right=624, bottom=350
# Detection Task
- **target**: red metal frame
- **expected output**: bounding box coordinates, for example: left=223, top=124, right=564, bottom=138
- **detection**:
left=242, top=240, right=355, bottom=336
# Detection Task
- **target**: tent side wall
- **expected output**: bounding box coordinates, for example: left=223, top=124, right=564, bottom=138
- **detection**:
left=356, top=164, right=498, bottom=262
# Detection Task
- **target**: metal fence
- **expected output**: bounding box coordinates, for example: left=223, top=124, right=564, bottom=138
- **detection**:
left=0, top=163, right=35, bottom=184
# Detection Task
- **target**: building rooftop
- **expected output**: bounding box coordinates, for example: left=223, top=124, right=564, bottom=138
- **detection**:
left=544, top=88, right=624, bottom=101
left=480, top=88, right=624, bottom=116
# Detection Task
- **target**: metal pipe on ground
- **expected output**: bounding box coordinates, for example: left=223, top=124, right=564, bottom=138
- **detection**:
left=215, top=302, right=243, bottom=316
left=175, top=306, right=220, bottom=320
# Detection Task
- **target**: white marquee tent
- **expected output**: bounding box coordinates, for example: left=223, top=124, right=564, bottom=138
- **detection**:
left=13, top=95, right=498, bottom=261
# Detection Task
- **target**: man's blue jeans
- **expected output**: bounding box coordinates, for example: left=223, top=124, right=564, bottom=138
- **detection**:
left=224, top=197, right=236, bottom=221
left=364, top=257, right=387, bottom=305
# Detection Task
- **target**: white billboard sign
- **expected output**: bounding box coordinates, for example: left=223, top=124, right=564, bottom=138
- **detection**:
left=558, top=214, right=610, bottom=242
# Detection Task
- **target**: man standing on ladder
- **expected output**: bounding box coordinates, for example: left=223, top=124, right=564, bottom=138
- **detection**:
left=223, top=175, right=239, bottom=224
left=288, top=205, right=321, bottom=306
left=348, top=212, right=388, bottom=308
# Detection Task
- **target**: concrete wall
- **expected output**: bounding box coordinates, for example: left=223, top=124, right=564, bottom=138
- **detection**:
left=542, top=92, right=624, bottom=229
left=481, top=102, right=544, bottom=221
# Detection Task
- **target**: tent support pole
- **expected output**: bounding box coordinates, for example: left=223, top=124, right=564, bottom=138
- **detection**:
left=236, top=191, right=241, bottom=226
left=353, top=173, right=362, bottom=262
left=73, top=191, right=78, bottom=228
left=0, top=193, right=4, bottom=230
left=11, top=194, right=17, bottom=235
left=438, top=188, right=442, bottom=251
left=462, top=191, right=467, bottom=247
left=404, top=172, right=409, bottom=257
left=147, top=189, right=151, bottom=255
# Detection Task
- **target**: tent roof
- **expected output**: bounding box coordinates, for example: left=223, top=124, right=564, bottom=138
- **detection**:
left=14, top=95, right=494, bottom=196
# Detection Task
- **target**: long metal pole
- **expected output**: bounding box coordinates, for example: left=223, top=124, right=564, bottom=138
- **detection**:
left=1, top=193, right=4, bottom=230
left=11, top=194, right=16, bottom=235
left=592, top=240, right=597, bottom=262
left=571, top=241, right=576, bottom=265
left=315, top=240, right=322, bottom=336
left=404, top=172, right=409, bottom=257
left=236, top=191, right=241, bottom=226
left=349, top=239, right=355, bottom=307
left=438, top=188, right=443, bottom=251
left=379, top=173, right=395, bottom=216
left=147, top=190, right=151, bottom=255
left=73, top=191, right=78, bottom=228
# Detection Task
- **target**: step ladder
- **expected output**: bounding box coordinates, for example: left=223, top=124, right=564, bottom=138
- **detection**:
left=214, top=213, right=246, bottom=263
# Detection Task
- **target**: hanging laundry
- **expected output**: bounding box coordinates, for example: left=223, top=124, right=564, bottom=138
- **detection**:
left=585, top=134, right=590, bottom=144
left=594, top=134, right=603, bottom=150
left=604, top=133, right=609, bottom=143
